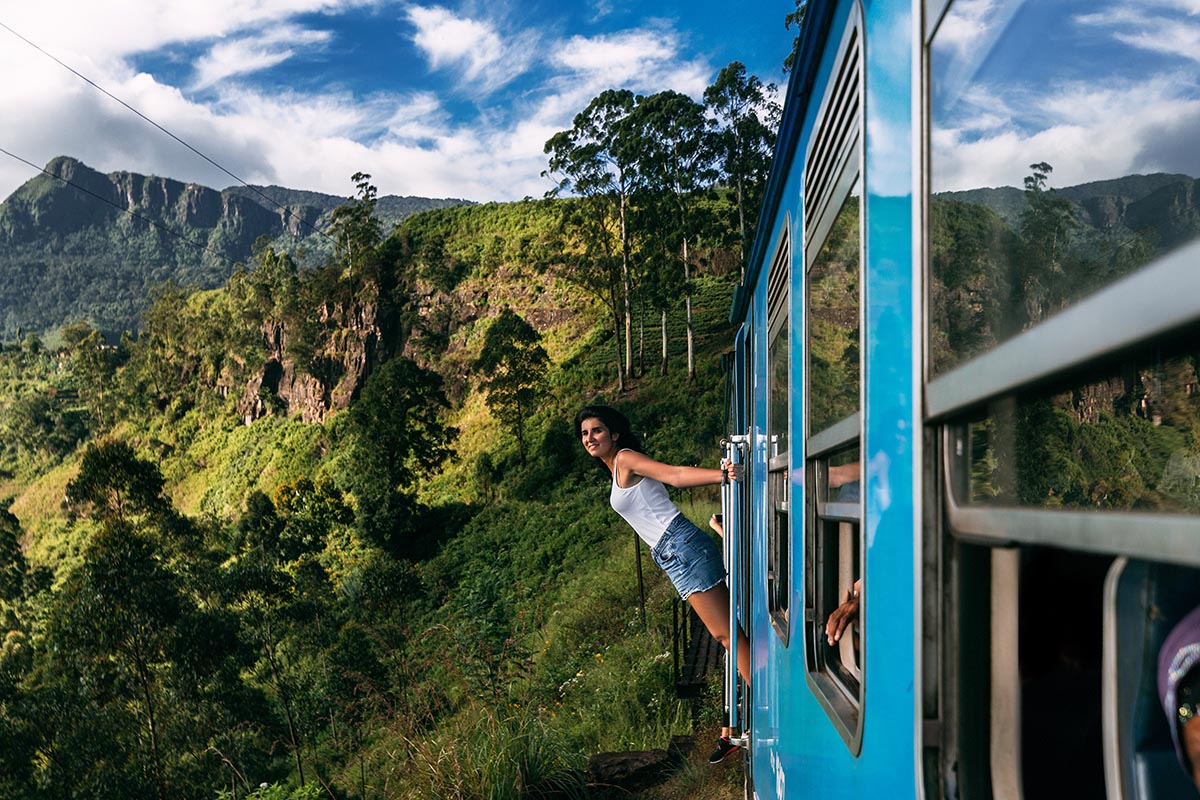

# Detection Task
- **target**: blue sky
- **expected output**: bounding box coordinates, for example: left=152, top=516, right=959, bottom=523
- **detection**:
left=930, top=0, right=1200, bottom=192
left=0, top=1, right=795, bottom=203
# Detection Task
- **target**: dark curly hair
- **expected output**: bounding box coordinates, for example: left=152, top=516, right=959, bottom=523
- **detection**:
left=575, top=405, right=643, bottom=474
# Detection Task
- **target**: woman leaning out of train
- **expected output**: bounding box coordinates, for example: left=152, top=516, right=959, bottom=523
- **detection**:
left=575, top=404, right=750, bottom=765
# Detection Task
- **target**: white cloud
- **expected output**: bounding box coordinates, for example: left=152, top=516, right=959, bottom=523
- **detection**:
left=556, top=30, right=671, bottom=72
left=0, top=1, right=730, bottom=205
left=1103, top=0, right=1200, bottom=13
left=1, top=1, right=372, bottom=62
left=546, top=27, right=710, bottom=112
left=1076, top=4, right=1200, bottom=64
left=407, top=6, right=503, bottom=75
left=381, top=91, right=451, bottom=142
left=932, top=0, right=1200, bottom=194
left=405, top=5, right=535, bottom=95
left=933, top=75, right=1200, bottom=192
left=192, top=25, right=333, bottom=89
left=588, top=0, right=617, bottom=23
left=552, top=29, right=673, bottom=83
left=933, top=0, right=1019, bottom=63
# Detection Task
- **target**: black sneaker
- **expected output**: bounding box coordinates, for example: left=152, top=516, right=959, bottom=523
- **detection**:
left=708, top=736, right=740, bottom=764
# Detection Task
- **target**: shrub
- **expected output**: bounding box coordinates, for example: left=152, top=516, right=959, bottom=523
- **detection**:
left=399, top=702, right=586, bottom=800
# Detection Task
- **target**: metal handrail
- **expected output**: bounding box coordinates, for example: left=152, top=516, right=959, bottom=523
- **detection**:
left=723, top=435, right=749, bottom=740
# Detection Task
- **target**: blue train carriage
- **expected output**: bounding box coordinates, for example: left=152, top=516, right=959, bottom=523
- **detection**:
left=721, top=0, right=1200, bottom=798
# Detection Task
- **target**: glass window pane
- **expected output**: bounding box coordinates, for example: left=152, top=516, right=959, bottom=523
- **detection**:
left=824, top=446, right=862, bottom=504
left=809, top=176, right=861, bottom=432
left=958, top=332, right=1200, bottom=512
left=769, top=316, right=789, bottom=460
left=930, top=0, right=1200, bottom=376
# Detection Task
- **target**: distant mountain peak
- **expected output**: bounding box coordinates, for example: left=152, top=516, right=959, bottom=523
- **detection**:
left=0, top=155, right=473, bottom=339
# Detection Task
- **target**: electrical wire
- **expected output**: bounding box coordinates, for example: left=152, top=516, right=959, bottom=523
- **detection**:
left=0, top=18, right=338, bottom=245
left=0, top=144, right=242, bottom=269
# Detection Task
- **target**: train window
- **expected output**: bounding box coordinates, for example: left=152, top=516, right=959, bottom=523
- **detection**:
left=767, top=223, right=791, bottom=644
left=924, top=0, right=1200, bottom=796
left=807, top=181, right=861, bottom=433
left=928, top=0, right=1200, bottom=378
left=802, top=8, right=864, bottom=751
left=926, top=0, right=1200, bottom=557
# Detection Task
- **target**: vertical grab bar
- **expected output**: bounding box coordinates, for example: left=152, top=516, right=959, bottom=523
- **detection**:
left=722, top=435, right=748, bottom=739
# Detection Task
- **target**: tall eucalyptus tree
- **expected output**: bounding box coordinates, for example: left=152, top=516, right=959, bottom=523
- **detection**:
left=705, top=62, right=781, bottom=275
left=544, top=89, right=641, bottom=391
left=629, top=90, right=717, bottom=380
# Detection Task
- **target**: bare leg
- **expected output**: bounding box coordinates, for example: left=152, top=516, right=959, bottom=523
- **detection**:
left=687, top=583, right=750, bottom=685
left=690, top=584, right=750, bottom=747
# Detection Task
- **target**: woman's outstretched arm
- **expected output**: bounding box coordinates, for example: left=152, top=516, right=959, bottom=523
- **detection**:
left=617, top=448, right=739, bottom=488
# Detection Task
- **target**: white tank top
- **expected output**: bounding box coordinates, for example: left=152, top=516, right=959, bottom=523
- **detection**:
left=609, top=449, right=680, bottom=549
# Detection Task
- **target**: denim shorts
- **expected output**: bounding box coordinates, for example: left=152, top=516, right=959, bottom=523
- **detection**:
left=651, top=513, right=727, bottom=600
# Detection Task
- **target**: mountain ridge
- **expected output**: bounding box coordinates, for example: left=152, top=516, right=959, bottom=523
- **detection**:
left=0, top=155, right=471, bottom=339
left=3, top=157, right=1197, bottom=343
left=937, top=171, right=1196, bottom=233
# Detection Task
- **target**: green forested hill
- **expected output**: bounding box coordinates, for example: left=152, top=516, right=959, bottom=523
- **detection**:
left=0, top=66, right=779, bottom=797
left=5, top=142, right=1199, bottom=798
left=0, top=175, right=744, bottom=800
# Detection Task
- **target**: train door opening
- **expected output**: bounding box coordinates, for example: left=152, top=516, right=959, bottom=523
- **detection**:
left=723, top=323, right=754, bottom=744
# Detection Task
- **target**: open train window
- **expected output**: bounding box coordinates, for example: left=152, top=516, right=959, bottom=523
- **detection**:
left=923, top=0, right=1200, bottom=795
left=767, top=222, right=791, bottom=644
left=802, top=7, right=864, bottom=753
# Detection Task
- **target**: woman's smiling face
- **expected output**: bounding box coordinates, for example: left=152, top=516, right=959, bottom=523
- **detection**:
left=579, top=416, right=618, bottom=459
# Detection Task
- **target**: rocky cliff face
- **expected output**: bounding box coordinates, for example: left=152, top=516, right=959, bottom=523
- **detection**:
left=238, top=295, right=403, bottom=425
left=0, top=157, right=322, bottom=339
left=1124, top=178, right=1200, bottom=251
left=1, top=156, right=291, bottom=245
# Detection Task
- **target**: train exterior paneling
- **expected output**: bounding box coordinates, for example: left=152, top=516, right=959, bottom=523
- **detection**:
left=733, top=0, right=919, bottom=797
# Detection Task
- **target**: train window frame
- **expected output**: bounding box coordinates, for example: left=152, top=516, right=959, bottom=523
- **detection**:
left=922, top=1, right=1200, bottom=796
left=801, top=4, right=866, bottom=754
left=766, top=219, right=792, bottom=645
left=922, top=0, right=1200, bottom=566
left=932, top=246, right=1200, bottom=566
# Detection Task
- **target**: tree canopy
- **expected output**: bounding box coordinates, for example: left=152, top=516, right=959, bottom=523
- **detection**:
left=473, top=308, right=550, bottom=464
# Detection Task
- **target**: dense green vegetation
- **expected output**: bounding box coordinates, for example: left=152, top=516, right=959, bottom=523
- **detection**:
left=0, top=211, right=737, bottom=800
left=0, top=62, right=777, bottom=797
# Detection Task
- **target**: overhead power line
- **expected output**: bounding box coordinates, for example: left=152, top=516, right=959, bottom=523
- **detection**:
left=0, top=18, right=337, bottom=244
